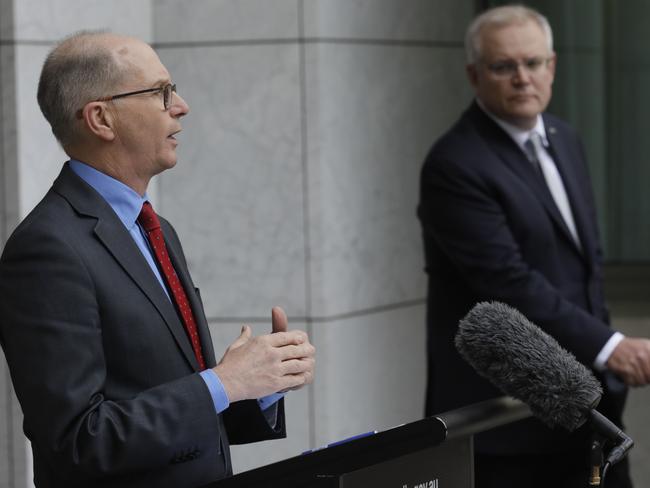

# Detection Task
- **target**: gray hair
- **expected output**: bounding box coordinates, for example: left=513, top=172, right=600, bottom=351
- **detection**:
left=37, top=30, right=129, bottom=148
left=465, top=5, right=554, bottom=64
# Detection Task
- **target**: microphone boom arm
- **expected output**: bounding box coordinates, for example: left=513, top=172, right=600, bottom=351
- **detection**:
left=589, top=409, right=634, bottom=466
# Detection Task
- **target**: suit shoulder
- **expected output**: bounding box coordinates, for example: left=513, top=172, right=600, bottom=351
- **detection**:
left=1, top=191, right=87, bottom=259
left=9, top=191, right=70, bottom=233
left=542, top=113, right=581, bottom=139
left=421, top=113, right=496, bottom=178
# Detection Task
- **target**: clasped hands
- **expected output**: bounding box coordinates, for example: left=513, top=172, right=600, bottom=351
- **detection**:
left=214, top=306, right=315, bottom=403
left=607, top=337, right=650, bottom=387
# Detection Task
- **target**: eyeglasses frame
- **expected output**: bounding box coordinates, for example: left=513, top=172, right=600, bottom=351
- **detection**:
left=96, top=83, right=177, bottom=111
left=481, top=56, right=555, bottom=79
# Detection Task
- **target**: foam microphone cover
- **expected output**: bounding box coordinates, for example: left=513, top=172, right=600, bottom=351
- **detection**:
left=455, top=301, right=602, bottom=432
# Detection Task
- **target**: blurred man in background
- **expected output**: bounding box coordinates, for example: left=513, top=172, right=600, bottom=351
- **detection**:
left=418, top=5, right=650, bottom=487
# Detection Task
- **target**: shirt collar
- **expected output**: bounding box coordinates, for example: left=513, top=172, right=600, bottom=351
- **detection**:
left=476, top=98, right=549, bottom=151
left=68, top=159, right=148, bottom=230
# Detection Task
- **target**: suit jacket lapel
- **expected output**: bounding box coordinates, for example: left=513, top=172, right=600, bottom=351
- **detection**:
left=467, top=104, right=584, bottom=256
left=164, top=231, right=217, bottom=368
left=544, top=120, right=596, bottom=261
left=53, top=164, right=201, bottom=370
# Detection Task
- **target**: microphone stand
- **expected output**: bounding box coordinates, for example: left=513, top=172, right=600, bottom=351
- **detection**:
left=588, top=438, right=602, bottom=487
left=589, top=410, right=634, bottom=470
left=586, top=409, right=635, bottom=487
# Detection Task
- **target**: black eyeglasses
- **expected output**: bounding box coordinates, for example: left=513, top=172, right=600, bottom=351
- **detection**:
left=97, top=83, right=177, bottom=110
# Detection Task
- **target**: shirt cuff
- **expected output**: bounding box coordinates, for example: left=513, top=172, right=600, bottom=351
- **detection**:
left=199, top=369, right=230, bottom=413
left=199, top=370, right=285, bottom=414
left=257, top=392, right=285, bottom=411
left=594, top=332, right=625, bottom=371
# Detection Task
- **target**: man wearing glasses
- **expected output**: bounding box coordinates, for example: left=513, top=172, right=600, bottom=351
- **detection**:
left=418, top=5, right=648, bottom=487
left=0, top=31, right=315, bottom=487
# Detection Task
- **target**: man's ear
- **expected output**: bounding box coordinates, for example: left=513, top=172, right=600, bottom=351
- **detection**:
left=466, top=63, right=479, bottom=88
left=547, top=52, right=557, bottom=82
left=80, top=102, right=116, bottom=142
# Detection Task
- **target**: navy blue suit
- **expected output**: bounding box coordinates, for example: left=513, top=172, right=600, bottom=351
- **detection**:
left=418, top=102, right=627, bottom=459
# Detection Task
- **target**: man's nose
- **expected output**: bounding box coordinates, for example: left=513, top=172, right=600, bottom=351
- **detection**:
left=512, top=63, right=532, bottom=85
left=170, top=92, right=190, bottom=117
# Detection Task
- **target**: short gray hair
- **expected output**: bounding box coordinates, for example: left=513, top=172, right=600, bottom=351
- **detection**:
left=465, top=5, right=554, bottom=64
left=37, top=31, right=129, bottom=148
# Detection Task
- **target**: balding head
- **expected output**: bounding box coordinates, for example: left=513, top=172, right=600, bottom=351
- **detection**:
left=37, top=31, right=143, bottom=148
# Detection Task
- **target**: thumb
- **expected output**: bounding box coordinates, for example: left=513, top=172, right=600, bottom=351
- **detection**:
left=230, top=324, right=252, bottom=349
left=271, top=306, right=288, bottom=334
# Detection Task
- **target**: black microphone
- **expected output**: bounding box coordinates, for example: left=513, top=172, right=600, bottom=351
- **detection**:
left=455, top=301, right=633, bottom=466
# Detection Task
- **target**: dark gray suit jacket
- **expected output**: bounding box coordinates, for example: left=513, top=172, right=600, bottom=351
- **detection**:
left=418, top=102, right=627, bottom=454
left=0, top=164, right=284, bottom=487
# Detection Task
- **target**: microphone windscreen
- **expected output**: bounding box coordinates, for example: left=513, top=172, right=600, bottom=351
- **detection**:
left=455, top=301, right=602, bottom=431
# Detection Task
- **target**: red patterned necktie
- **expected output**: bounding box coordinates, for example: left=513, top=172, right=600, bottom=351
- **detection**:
left=138, top=201, right=206, bottom=370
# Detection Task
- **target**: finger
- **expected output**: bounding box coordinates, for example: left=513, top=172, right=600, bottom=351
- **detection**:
left=267, top=330, right=307, bottom=347
left=639, top=364, right=650, bottom=386
left=629, top=365, right=644, bottom=386
left=290, top=369, right=315, bottom=389
left=637, top=351, right=650, bottom=384
left=271, top=306, right=288, bottom=334
left=280, top=357, right=314, bottom=375
left=277, top=372, right=311, bottom=392
left=630, top=354, right=648, bottom=385
left=230, top=325, right=252, bottom=349
left=298, top=368, right=314, bottom=386
left=277, top=342, right=315, bottom=361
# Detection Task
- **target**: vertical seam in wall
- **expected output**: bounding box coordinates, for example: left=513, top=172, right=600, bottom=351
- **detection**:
left=152, top=0, right=162, bottom=215
left=1, top=28, right=17, bottom=488
left=0, top=66, right=4, bottom=251
left=297, top=0, right=315, bottom=449
left=7, top=372, right=15, bottom=488
left=3, top=55, right=14, bottom=488
left=603, top=0, right=618, bottom=257
left=0, top=46, right=8, bottom=250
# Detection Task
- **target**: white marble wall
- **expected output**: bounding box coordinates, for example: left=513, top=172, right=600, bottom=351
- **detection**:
left=0, top=0, right=475, bottom=484
left=155, top=0, right=474, bottom=473
left=153, top=3, right=307, bottom=471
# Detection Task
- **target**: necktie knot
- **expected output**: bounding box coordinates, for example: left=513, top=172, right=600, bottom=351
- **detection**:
left=138, top=201, right=161, bottom=232
left=524, top=133, right=543, bottom=164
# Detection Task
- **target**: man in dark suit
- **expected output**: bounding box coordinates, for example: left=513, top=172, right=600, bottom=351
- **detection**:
left=418, top=5, right=650, bottom=487
left=0, top=32, right=315, bottom=487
